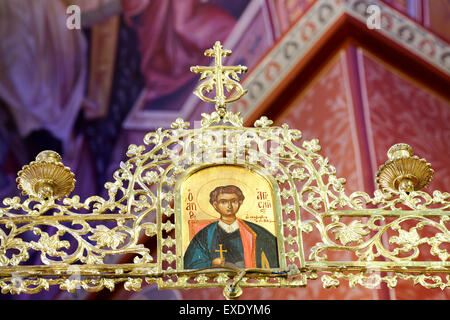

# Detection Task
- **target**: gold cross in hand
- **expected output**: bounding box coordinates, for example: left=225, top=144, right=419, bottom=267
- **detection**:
left=190, top=41, right=247, bottom=115
left=215, top=244, right=227, bottom=259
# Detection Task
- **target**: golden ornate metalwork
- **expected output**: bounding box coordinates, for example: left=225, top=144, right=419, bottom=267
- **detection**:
left=190, top=41, right=247, bottom=116
left=17, top=150, right=76, bottom=200
left=376, top=143, right=434, bottom=193
left=0, top=42, right=449, bottom=298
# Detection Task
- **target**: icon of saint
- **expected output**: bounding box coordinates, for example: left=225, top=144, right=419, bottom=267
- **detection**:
left=183, top=185, right=279, bottom=269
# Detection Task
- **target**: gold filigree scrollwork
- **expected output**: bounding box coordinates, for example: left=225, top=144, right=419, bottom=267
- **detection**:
left=0, top=42, right=448, bottom=297
left=297, top=142, right=449, bottom=290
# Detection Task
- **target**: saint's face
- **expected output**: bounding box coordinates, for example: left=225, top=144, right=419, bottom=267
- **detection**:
left=213, top=193, right=242, bottom=219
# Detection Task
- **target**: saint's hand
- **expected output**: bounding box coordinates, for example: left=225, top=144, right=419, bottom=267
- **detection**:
left=212, top=257, right=225, bottom=267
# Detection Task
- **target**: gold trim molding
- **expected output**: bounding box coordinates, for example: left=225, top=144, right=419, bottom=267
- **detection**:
left=0, top=42, right=449, bottom=299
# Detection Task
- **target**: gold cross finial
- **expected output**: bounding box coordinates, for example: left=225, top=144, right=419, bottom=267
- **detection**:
left=190, top=41, right=247, bottom=116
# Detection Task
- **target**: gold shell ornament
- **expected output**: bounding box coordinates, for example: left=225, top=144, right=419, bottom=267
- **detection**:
left=16, top=150, right=76, bottom=200
left=376, top=143, right=434, bottom=193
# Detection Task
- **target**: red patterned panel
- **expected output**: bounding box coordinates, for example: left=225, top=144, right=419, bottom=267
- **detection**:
left=359, top=49, right=450, bottom=300
left=225, top=1, right=275, bottom=72
left=360, top=51, right=450, bottom=197
left=277, top=53, right=364, bottom=194
left=424, top=0, right=450, bottom=43
left=269, top=0, right=317, bottom=37
left=382, top=0, right=423, bottom=22
left=270, top=51, right=378, bottom=300
left=383, top=0, right=408, bottom=14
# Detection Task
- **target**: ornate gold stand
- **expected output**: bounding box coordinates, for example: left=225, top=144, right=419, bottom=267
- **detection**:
left=0, top=42, right=448, bottom=298
left=376, top=143, right=434, bottom=193
left=17, top=150, right=76, bottom=200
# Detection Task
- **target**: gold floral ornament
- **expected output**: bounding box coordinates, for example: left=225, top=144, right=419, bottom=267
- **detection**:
left=376, top=143, right=434, bottom=193
left=16, top=150, right=76, bottom=200
left=190, top=41, right=247, bottom=117
left=332, top=220, right=370, bottom=246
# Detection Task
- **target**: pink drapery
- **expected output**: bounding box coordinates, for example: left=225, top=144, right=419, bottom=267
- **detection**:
left=0, top=0, right=87, bottom=145
left=121, top=0, right=236, bottom=100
